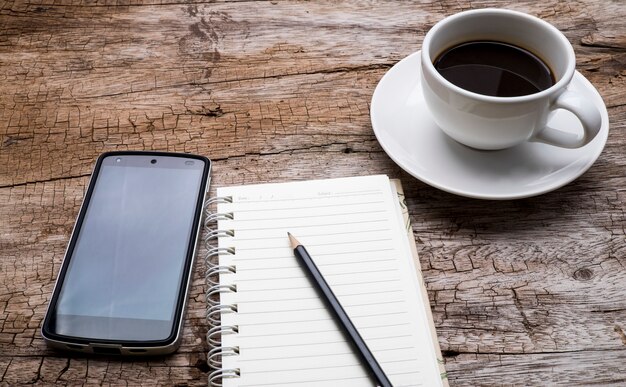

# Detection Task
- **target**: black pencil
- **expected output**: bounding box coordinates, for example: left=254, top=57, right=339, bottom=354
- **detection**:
left=288, top=232, right=393, bottom=387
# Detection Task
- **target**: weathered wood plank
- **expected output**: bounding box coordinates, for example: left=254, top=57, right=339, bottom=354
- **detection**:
left=2, top=144, right=625, bottom=383
left=0, top=1, right=624, bottom=186
left=1, top=0, right=625, bottom=385
left=445, top=350, right=626, bottom=386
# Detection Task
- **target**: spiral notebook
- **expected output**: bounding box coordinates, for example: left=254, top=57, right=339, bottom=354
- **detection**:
left=204, top=175, right=446, bottom=386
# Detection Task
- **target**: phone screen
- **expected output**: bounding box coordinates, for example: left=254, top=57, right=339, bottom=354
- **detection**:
left=47, top=154, right=208, bottom=343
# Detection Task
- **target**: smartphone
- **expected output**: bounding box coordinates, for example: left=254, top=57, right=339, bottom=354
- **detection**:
left=42, top=151, right=211, bottom=355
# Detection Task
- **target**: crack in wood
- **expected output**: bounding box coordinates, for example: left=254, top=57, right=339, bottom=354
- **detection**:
left=71, top=63, right=393, bottom=100
left=580, top=41, right=626, bottom=50
left=28, top=357, right=44, bottom=384
left=511, top=287, right=539, bottom=334
left=0, top=173, right=91, bottom=190
left=210, top=140, right=379, bottom=162
left=0, top=359, right=11, bottom=382
left=444, top=348, right=608, bottom=356
left=0, top=140, right=380, bottom=189
left=2, top=136, right=34, bottom=148
left=4, top=0, right=264, bottom=11
left=55, top=359, right=70, bottom=383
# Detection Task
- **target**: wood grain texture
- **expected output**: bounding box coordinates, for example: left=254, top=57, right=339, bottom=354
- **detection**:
left=1, top=0, right=625, bottom=385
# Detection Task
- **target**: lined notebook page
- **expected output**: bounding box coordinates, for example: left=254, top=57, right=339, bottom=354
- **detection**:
left=216, top=175, right=442, bottom=387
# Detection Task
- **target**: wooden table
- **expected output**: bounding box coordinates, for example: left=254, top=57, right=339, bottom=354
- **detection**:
left=1, top=1, right=624, bottom=385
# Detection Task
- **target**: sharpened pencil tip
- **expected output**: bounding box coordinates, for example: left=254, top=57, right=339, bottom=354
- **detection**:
left=287, top=232, right=300, bottom=249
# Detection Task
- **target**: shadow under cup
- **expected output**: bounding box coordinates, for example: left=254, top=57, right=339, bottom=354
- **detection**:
left=420, top=9, right=577, bottom=150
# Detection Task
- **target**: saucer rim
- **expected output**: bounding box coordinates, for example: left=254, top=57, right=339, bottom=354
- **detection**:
left=370, top=50, right=609, bottom=200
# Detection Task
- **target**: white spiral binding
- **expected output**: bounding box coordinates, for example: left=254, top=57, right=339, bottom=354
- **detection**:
left=203, top=196, right=240, bottom=386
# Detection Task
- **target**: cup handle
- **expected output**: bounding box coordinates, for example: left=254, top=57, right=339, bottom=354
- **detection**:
left=531, top=89, right=602, bottom=148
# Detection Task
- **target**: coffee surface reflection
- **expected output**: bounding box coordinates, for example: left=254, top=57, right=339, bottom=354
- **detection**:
left=434, top=41, right=555, bottom=97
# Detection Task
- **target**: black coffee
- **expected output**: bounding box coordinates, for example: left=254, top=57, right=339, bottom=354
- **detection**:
left=433, top=41, right=555, bottom=97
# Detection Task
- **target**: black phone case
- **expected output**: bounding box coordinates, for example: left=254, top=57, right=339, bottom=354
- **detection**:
left=41, top=151, right=211, bottom=355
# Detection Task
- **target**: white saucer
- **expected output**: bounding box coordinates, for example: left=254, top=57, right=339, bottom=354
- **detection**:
left=370, top=51, right=609, bottom=200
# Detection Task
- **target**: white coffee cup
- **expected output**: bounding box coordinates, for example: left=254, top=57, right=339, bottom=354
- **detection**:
left=420, top=8, right=602, bottom=150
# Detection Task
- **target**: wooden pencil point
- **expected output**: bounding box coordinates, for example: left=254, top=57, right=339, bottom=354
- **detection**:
left=287, top=232, right=300, bottom=249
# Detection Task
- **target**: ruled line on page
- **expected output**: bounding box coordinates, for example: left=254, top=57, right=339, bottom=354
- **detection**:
left=233, top=247, right=395, bottom=261
left=224, top=199, right=386, bottom=213
left=222, top=219, right=390, bottom=232
left=344, top=298, right=404, bottom=308
left=237, top=310, right=409, bottom=323
left=235, top=318, right=413, bottom=331
left=235, top=256, right=397, bottom=272
left=237, top=327, right=343, bottom=339
left=363, top=333, right=414, bottom=341
left=237, top=351, right=354, bottom=363
left=238, top=285, right=405, bottom=294
left=228, top=189, right=384, bottom=204
left=243, top=362, right=363, bottom=374
left=239, top=317, right=333, bottom=327
left=336, top=288, right=404, bottom=298
left=237, top=306, right=327, bottom=315
left=381, top=357, right=420, bottom=364
left=238, top=304, right=408, bottom=317
left=243, top=339, right=347, bottom=350
left=304, top=237, right=393, bottom=247
left=242, top=278, right=401, bottom=292
left=235, top=268, right=398, bottom=282
left=389, top=370, right=422, bottom=376
left=234, top=275, right=306, bottom=283
left=235, top=323, right=416, bottom=342
left=348, top=310, right=408, bottom=319
left=238, top=352, right=422, bottom=367
left=357, top=321, right=412, bottom=330
left=233, top=257, right=398, bottom=272
left=317, top=256, right=396, bottom=266
left=235, top=289, right=405, bottom=304
left=230, top=209, right=387, bottom=222
left=367, top=345, right=417, bottom=352
left=231, top=227, right=391, bottom=241
left=235, top=237, right=393, bottom=251
left=327, top=278, right=402, bottom=287
left=239, top=361, right=425, bottom=378
left=237, top=375, right=372, bottom=387
left=303, top=247, right=395, bottom=257
left=235, top=339, right=418, bottom=355
left=237, top=300, right=406, bottom=315
left=325, top=268, right=398, bottom=277
left=239, top=330, right=414, bottom=343
left=236, top=295, right=320, bottom=304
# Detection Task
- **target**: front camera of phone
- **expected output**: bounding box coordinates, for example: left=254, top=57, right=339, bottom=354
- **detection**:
left=151, top=159, right=157, bottom=164
left=115, top=158, right=121, bottom=163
